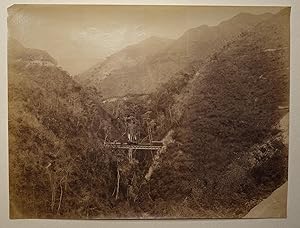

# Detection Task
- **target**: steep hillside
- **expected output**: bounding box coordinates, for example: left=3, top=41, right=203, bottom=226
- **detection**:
left=75, top=36, right=172, bottom=92
left=138, top=9, right=289, bottom=217
left=8, top=39, right=122, bottom=218
left=151, top=12, right=273, bottom=73
left=8, top=38, right=57, bottom=65
left=77, top=12, right=272, bottom=98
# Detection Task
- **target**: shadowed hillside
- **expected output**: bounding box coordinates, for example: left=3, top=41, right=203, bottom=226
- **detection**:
left=138, top=8, right=289, bottom=217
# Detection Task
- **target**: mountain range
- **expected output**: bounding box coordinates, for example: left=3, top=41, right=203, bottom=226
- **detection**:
left=76, top=12, right=273, bottom=98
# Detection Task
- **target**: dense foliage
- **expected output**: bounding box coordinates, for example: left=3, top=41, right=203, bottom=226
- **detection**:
left=8, top=57, right=125, bottom=218
left=142, top=8, right=289, bottom=217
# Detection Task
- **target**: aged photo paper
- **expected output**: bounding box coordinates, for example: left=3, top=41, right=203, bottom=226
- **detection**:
left=8, top=5, right=290, bottom=219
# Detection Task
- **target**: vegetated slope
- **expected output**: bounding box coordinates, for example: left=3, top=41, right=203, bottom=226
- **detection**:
left=8, top=39, right=122, bottom=218
left=150, top=12, right=273, bottom=76
left=138, top=9, right=289, bottom=217
left=8, top=38, right=58, bottom=64
left=77, top=12, right=272, bottom=98
left=75, top=36, right=173, bottom=96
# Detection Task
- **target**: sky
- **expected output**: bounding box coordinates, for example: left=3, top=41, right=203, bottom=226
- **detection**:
left=8, top=5, right=283, bottom=75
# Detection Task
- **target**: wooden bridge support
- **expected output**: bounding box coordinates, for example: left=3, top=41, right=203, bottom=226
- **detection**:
left=128, top=148, right=133, bottom=163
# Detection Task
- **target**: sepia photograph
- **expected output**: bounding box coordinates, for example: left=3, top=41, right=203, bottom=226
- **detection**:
left=8, top=4, right=290, bottom=219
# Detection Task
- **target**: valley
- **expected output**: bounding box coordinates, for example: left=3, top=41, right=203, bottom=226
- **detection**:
left=8, top=8, right=290, bottom=219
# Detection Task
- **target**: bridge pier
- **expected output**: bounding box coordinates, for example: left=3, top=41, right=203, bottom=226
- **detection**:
left=128, top=148, right=133, bottom=163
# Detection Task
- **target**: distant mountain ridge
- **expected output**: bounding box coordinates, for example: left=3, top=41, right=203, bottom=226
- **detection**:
left=75, top=36, right=173, bottom=87
left=8, top=37, right=57, bottom=65
left=76, top=12, right=273, bottom=98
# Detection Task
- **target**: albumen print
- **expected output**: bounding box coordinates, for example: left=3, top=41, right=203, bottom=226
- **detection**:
left=8, top=5, right=290, bottom=219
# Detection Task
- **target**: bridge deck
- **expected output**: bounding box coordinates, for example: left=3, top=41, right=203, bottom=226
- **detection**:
left=104, top=142, right=163, bottom=150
